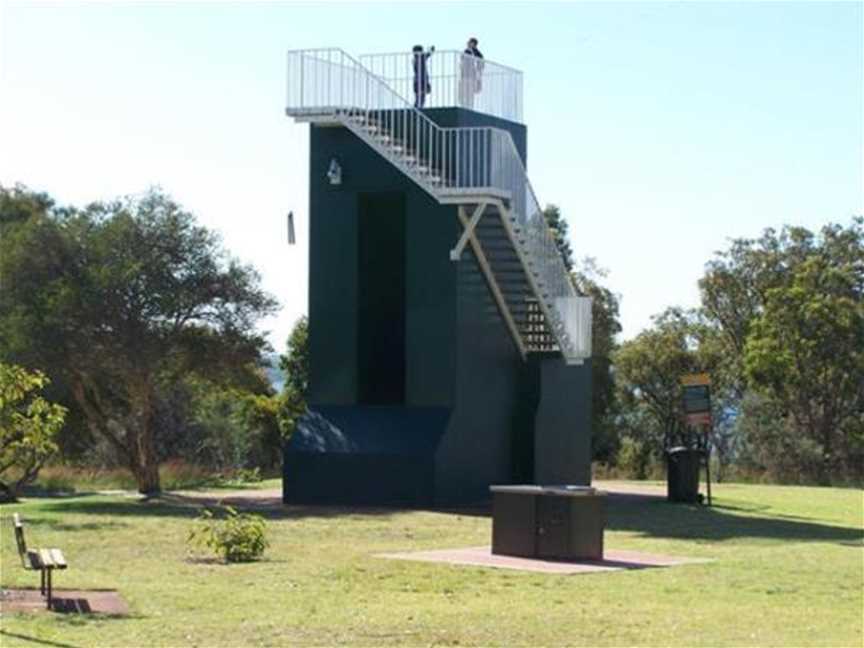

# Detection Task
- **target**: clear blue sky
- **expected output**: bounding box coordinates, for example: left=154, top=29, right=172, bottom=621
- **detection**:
left=1, top=2, right=861, bottom=349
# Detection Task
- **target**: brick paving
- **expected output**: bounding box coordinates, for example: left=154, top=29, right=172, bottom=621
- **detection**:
left=0, top=588, right=129, bottom=615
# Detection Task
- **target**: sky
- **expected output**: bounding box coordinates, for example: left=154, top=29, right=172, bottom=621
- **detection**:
left=1, top=1, right=861, bottom=351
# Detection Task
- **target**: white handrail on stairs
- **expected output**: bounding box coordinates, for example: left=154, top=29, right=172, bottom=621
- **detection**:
left=285, top=48, right=591, bottom=363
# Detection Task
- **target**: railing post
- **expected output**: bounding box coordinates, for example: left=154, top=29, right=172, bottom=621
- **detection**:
left=299, top=54, right=304, bottom=109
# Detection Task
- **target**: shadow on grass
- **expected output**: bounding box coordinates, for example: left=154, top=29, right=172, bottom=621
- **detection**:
left=0, top=630, right=80, bottom=648
left=21, top=518, right=129, bottom=532
left=36, top=494, right=404, bottom=522
left=28, top=490, right=863, bottom=546
left=604, top=492, right=863, bottom=544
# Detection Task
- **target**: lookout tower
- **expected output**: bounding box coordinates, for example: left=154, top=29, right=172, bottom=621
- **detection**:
left=283, top=48, right=593, bottom=506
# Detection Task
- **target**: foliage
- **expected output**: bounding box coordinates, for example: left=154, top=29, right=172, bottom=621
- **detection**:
left=0, top=363, right=67, bottom=501
left=614, top=437, right=656, bottom=480
left=187, top=505, right=269, bottom=563
left=699, top=218, right=863, bottom=483
left=542, top=204, right=574, bottom=272
left=278, top=316, right=310, bottom=438
left=190, top=388, right=254, bottom=472
left=280, top=316, right=309, bottom=399
left=144, top=371, right=282, bottom=474
left=742, top=231, right=864, bottom=483
left=232, top=467, right=262, bottom=484
left=733, top=393, right=826, bottom=484
left=614, top=308, right=709, bottom=452
left=0, top=186, right=278, bottom=494
left=235, top=392, right=284, bottom=469
left=698, top=219, right=860, bottom=393
left=571, top=258, right=623, bottom=461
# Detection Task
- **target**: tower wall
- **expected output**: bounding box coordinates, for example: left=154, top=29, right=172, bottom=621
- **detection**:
left=284, top=108, right=591, bottom=506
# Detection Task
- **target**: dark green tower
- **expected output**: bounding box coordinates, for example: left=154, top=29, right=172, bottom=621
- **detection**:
left=283, top=49, right=593, bottom=506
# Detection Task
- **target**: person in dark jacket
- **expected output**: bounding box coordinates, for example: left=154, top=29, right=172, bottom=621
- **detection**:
left=412, top=45, right=434, bottom=108
left=459, top=37, right=484, bottom=109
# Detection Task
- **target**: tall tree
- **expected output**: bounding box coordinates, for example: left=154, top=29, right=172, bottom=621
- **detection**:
left=614, top=308, right=707, bottom=451
left=700, top=218, right=864, bottom=482
left=280, top=316, right=309, bottom=399
left=744, top=237, right=864, bottom=483
left=571, top=259, right=622, bottom=460
left=699, top=223, right=833, bottom=398
left=0, top=186, right=278, bottom=494
left=542, top=204, right=574, bottom=272
left=278, top=316, right=310, bottom=438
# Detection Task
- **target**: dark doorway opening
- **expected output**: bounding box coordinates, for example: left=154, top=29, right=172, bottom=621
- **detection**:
left=357, top=192, right=406, bottom=404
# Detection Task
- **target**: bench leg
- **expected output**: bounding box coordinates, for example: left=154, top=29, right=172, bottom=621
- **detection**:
left=40, top=568, right=46, bottom=595
left=46, top=568, right=53, bottom=610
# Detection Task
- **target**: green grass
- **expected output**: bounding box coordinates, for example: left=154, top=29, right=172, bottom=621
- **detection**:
left=1, top=483, right=862, bottom=647
left=26, top=463, right=280, bottom=494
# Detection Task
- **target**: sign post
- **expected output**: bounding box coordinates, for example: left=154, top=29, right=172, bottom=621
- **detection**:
left=680, top=373, right=712, bottom=505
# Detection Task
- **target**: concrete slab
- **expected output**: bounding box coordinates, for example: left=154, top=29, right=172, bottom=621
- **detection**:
left=0, top=588, right=129, bottom=615
left=378, top=546, right=710, bottom=574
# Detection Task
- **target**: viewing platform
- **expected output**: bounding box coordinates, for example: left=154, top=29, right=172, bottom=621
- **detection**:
left=359, top=50, right=523, bottom=123
left=285, top=48, right=523, bottom=124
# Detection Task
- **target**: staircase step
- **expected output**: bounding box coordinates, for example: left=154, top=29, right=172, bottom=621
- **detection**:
left=479, top=237, right=514, bottom=247
left=486, top=259, right=524, bottom=269
left=484, top=252, right=521, bottom=263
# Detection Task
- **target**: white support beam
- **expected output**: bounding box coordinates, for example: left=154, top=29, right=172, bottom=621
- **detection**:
left=457, top=206, right=528, bottom=360
left=450, top=202, right=487, bottom=261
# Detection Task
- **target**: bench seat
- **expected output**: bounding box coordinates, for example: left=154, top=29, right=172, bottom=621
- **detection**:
left=13, top=513, right=69, bottom=609
left=25, top=548, right=68, bottom=571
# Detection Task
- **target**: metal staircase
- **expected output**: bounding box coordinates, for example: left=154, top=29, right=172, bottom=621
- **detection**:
left=286, top=48, right=591, bottom=364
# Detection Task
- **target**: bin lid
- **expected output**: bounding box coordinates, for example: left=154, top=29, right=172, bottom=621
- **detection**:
left=666, top=446, right=704, bottom=456
left=489, top=484, right=604, bottom=497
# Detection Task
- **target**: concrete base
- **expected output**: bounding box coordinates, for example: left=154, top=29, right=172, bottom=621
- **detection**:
left=0, top=588, right=130, bottom=615
left=378, top=546, right=711, bottom=574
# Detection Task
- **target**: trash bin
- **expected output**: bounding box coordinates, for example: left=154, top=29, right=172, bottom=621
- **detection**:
left=666, top=447, right=701, bottom=503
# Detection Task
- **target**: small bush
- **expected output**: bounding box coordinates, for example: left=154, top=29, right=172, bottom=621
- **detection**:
left=0, top=364, right=68, bottom=501
left=232, top=467, right=262, bottom=484
left=616, top=437, right=654, bottom=479
left=188, top=506, right=268, bottom=563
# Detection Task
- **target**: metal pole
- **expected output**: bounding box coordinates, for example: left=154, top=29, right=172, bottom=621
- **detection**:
left=704, top=434, right=713, bottom=506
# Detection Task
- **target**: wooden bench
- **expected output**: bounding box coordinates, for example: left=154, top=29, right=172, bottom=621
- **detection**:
left=13, top=513, right=68, bottom=609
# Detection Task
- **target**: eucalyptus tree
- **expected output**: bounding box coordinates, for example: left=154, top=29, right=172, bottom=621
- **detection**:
left=0, top=186, right=278, bottom=493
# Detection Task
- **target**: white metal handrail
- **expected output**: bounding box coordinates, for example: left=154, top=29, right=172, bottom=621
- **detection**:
left=285, top=48, right=590, bottom=362
left=359, top=50, right=523, bottom=123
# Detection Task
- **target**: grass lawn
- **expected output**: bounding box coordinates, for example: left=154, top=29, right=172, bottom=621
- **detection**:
left=1, top=482, right=862, bottom=647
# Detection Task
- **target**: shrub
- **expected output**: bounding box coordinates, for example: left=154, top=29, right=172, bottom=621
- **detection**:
left=188, top=506, right=268, bottom=562
left=616, top=437, right=651, bottom=480
left=0, top=363, right=67, bottom=502
left=233, top=467, right=262, bottom=484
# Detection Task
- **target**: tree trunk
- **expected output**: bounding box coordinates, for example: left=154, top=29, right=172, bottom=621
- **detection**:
left=0, top=481, right=18, bottom=504
left=819, top=421, right=833, bottom=487
left=131, top=455, right=161, bottom=495
left=72, top=373, right=162, bottom=494
left=131, top=409, right=161, bottom=496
